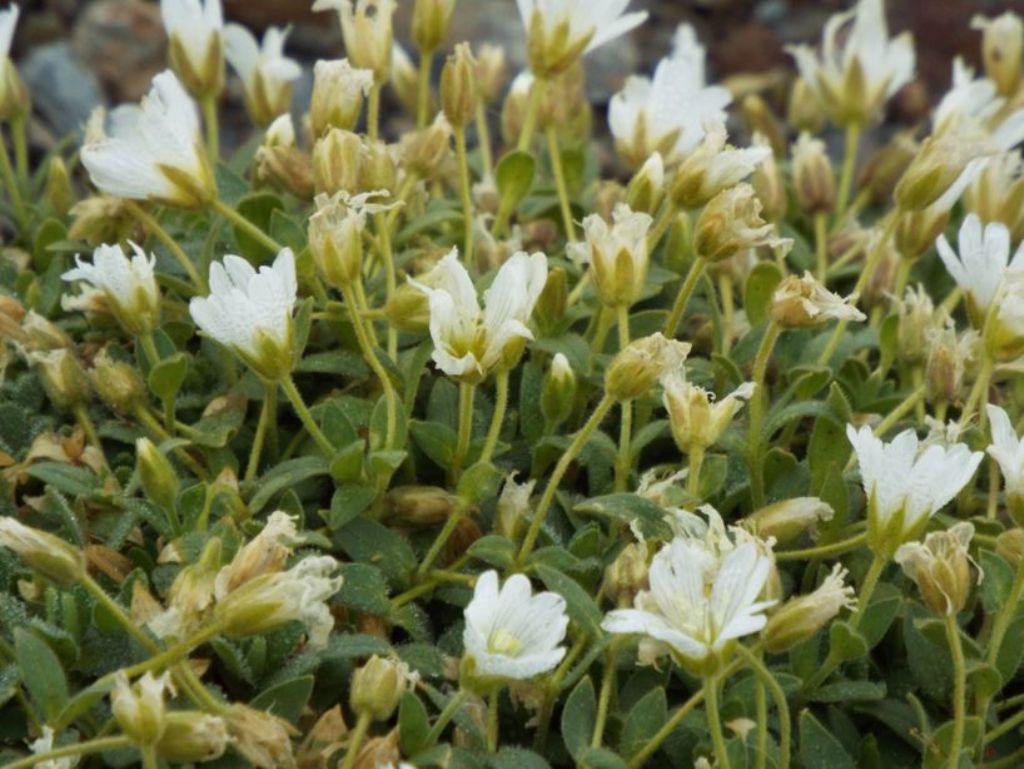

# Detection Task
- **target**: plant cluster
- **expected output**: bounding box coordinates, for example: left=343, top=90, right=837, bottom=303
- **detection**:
left=0, top=0, right=1023, bottom=767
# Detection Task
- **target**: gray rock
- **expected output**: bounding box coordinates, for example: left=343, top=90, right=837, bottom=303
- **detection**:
left=21, top=42, right=103, bottom=138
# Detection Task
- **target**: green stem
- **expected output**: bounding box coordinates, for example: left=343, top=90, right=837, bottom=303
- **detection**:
left=0, top=736, right=134, bottom=769
left=340, top=711, right=373, bottom=769
left=704, top=674, right=732, bottom=769
left=476, top=102, right=494, bottom=178
left=0, top=128, right=26, bottom=232
left=134, top=406, right=210, bottom=482
left=211, top=198, right=284, bottom=255
left=480, top=369, right=509, bottom=465
left=663, top=256, right=706, bottom=338
left=81, top=574, right=160, bottom=654
left=546, top=124, right=575, bottom=240
left=687, top=446, right=704, bottom=499
left=517, top=396, right=615, bottom=565
left=835, top=122, right=861, bottom=221
left=978, top=558, right=1024, bottom=750
left=139, top=333, right=160, bottom=369
left=373, top=211, right=399, bottom=360
left=961, top=355, right=994, bottom=430
left=417, top=49, right=434, bottom=129
left=872, top=384, right=926, bottom=438
left=946, top=615, right=967, bottom=769
left=125, top=201, right=205, bottom=291
left=736, top=644, right=791, bottom=769
left=280, top=375, right=335, bottom=456
left=201, top=94, right=220, bottom=162
left=455, top=125, right=476, bottom=266
left=516, top=76, right=544, bottom=153
left=747, top=323, right=781, bottom=509
left=627, top=689, right=704, bottom=769
left=417, top=504, right=467, bottom=579
left=141, top=743, right=158, bottom=769
left=614, top=305, right=632, bottom=492
left=719, top=272, right=735, bottom=354
left=814, top=212, right=829, bottom=282
left=452, top=382, right=476, bottom=482
left=72, top=404, right=108, bottom=470
left=487, top=691, right=500, bottom=753
left=591, top=639, right=622, bottom=747
left=245, top=384, right=276, bottom=482
left=424, top=688, right=471, bottom=747
left=775, top=532, right=867, bottom=562
left=367, top=82, right=382, bottom=142
left=984, top=704, right=1024, bottom=746
left=646, top=203, right=678, bottom=255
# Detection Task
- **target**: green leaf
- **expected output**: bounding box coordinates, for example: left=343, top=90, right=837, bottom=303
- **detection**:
left=399, top=691, right=431, bottom=756
left=489, top=747, right=550, bottom=769
left=410, top=420, right=457, bottom=469
left=335, top=517, right=416, bottom=586
left=810, top=681, right=886, bottom=703
left=534, top=564, right=602, bottom=638
left=24, top=463, right=100, bottom=498
left=620, top=686, right=667, bottom=759
left=335, top=563, right=392, bottom=615
left=994, top=616, right=1024, bottom=685
left=457, top=461, right=502, bottom=505
left=578, top=747, right=629, bottom=769
left=562, top=676, right=596, bottom=760
left=798, top=710, right=856, bottom=769
left=980, top=549, right=1014, bottom=613
left=249, top=675, right=314, bottom=723
left=147, top=353, right=188, bottom=403
left=249, top=456, right=330, bottom=511
left=923, top=717, right=982, bottom=769
left=745, top=263, right=784, bottom=326
left=858, top=582, right=902, bottom=650
left=574, top=494, right=673, bottom=540
left=232, top=192, right=283, bottom=259
left=15, top=628, right=69, bottom=722
left=467, top=536, right=516, bottom=570
left=296, top=350, right=369, bottom=379
left=828, top=620, right=868, bottom=663
left=328, top=484, right=376, bottom=530
left=495, top=151, right=536, bottom=218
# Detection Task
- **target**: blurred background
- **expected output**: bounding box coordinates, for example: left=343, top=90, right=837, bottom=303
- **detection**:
left=10, top=0, right=1023, bottom=151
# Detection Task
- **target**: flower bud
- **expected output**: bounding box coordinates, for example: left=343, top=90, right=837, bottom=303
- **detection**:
left=256, top=144, right=315, bottom=200
left=624, top=152, right=665, bottom=216
left=495, top=475, right=535, bottom=540
left=335, top=0, right=395, bottom=84
left=385, top=485, right=458, bottom=526
left=895, top=521, right=977, bottom=616
left=895, top=285, right=936, bottom=366
left=215, top=511, right=296, bottom=596
left=156, top=712, right=230, bottom=764
left=769, top=272, right=866, bottom=329
left=792, top=132, right=836, bottom=215
left=663, top=375, right=755, bottom=453
left=389, top=42, right=420, bottom=116
left=384, top=283, right=430, bottom=332
left=402, top=114, right=453, bottom=179
left=310, top=59, right=374, bottom=137
left=605, top=334, right=691, bottom=402
left=751, top=135, right=786, bottom=223
left=762, top=564, right=854, bottom=652
left=924, top=323, right=975, bottom=407
left=308, top=193, right=365, bottom=287
left=476, top=43, right=508, bottom=104
left=30, top=349, right=90, bottom=410
left=987, top=271, right=1024, bottom=362
left=895, top=133, right=994, bottom=213
left=997, top=528, right=1024, bottom=567
left=412, top=0, right=456, bottom=54
left=0, top=518, right=85, bottom=585
left=222, top=705, right=297, bottom=769
left=350, top=656, right=414, bottom=720
left=541, top=352, right=577, bottom=428
left=694, top=184, right=784, bottom=263
left=744, top=497, right=833, bottom=545
left=741, top=94, right=785, bottom=156
left=895, top=205, right=950, bottom=261
left=312, top=128, right=364, bottom=196
left=786, top=77, right=826, bottom=135
left=857, top=131, right=918, bottom=207
left=533, top=266, right=567, bottom=337
left=111, top=672, right=171, bottom=746
left=972, top=12, right=1023, bottom=97
left=21, top=311, right=71, bottom=351
left=441, top=43, right=479, bottom=129
left=602, top=542, right=649, bottom=608
left=964, top=152, right=1024, bottom=243
left=45, top=157, right=73, bottom=217
left=360, top=139, right=397, bottom=194
left=573, top=203, right=652, bottom=308
left=68, top=196, right=137, bottom=246
left=501, top=72, right=533, bottom=144
left=137, top=438, right=180, bottom=513
left=91, top=348, right=146, bottom=415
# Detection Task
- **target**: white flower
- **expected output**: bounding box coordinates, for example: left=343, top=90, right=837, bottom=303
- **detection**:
left=264, top=113, right=295, bottom=147
left=786, top=0, right=915, bottom=125
left=768, top=271, right=866, bottom=328
left=310, top=58, right=374, bottom=136
left=987, top=404, right=1024, bottom=504
left=29, top=727, right=80, bottom=769
left=846, top=424, right=983, bottom=556
left=571, top=203, right=652, bottom=308
left=603, top=530, right=775, bottom=674
left=214, top=555, right=343, bottom=649
left=669, top=120, right=771, bottom=208
left=160, top=0, right=223, bottom=97
left=462, top=570, right=569, bottom=683
left=214, top=510, right=299, bottom=599
left=0, top=4, right=17, bottom=62
left=111, top=672, right=172, bottom=745
left=0, top=518, right=85, bottom=585
left=81, top=71, right=214, bottom=208
left=189, top=249, right=298, bottom=381
left=762, top=563, right=854, bottom=652
left=936, top=213, right=1024, bottom=322
left=609, top=54, right=730, bottom=168
left=671, top=23, right=707, bottom=81
left=411, top=248, right=547, bottom=382
left=0, top=4, right=22, bottom=119
left=935, top=58, right=1024, bottom=149
left=312, top=0, right=395, bottom=81
left=62, top=242, right=160, bottom=335
left=662, top=374, right=755, bottom=452
left=516, top=0, right=648, bottom=77
left=224, top=23, right=301, bottom=127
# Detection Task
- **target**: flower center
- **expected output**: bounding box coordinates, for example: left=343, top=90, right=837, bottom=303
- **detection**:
left=487, top=628, right=523, bottom=657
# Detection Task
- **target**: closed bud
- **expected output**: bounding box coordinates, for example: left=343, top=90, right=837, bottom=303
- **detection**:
left=0, top=35, right=29, bottom=123
left=762, top=564, right=854, bottom=652
left=91, top=348, right=146, bottom=415
left=624, top=152, right=665, bottom=216
left=694, top=184, right=783, bottom=263
left=924, top=323, right=975, bottom=407
left=495, top=475, right=535, bottom=540
left=441, top=43, right=479, bottom=129
left=533, top=266, right=567, bottom=336
left=360, top=139, right=397, bottom=194
left=501, top=72, right=533, bottom=144
left=111, top=672, right=171, bottom=746
left=541, top=352, right=576, bottom=427
left=751, top=134, right=787, bottom=222
left=605, top=334, right=691, bottom=402
left=972, top=13, right=1023, bottom=97
left=857, top=130, right=918, bottom=207
left=663, top=375, right=755, bottom=453
left=769, top=272, right=866, bottom=329
left=384, top=283, right=430, bottom=332
left=792, top=132, right=836, bottom=215
left=68, top=196, right=137, bottom=246
left=45, top=157, right=73, bottom=217
left=895, top=285, right=937, bottom=365
left=996, top=528, right=1024, bottom=568
left=222, top=705, right=297, bottom=769
left=476, top=43, right=508, bottom=104
left=308, top=193, right=365, bottom=287
left=895, top=206, right=949, bottom=261
left=741, top=94, right=785, bottom=156
left=21, top=311, right=71, bottom=351
left=895, top=133, right=995, bottom=212
left=136, top=438, right=180, bottom=513
left=333, top=0, right=395, bottom=83
left=312, top=128, right=363, bottom=195
left=895, top=521, right=977, bottom=616
left=787, top=78, right=826, bottom=134
left=0, top=518, right=85, bottom=585
left=350, top=655, right=415, bottom=720
left=964, top=152, right=1024, bottom=244
left=385, top=485, right=458, bottom=526
left=745, top=497, right=834, bottom=545
left=30, top=349, right=90, bottom=410
left=390, top=42, right=420, bottom=115
left=156, top=712, right=230, bottom=764
left=412, top=0, right=456, bottom=54
left=402, top=114, right=453, bottom=178
left=310, top=59, right=374, bottom=137
left=256, top=144, right=315, bottom=200
left=602, top=542, right=649, bottom=607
